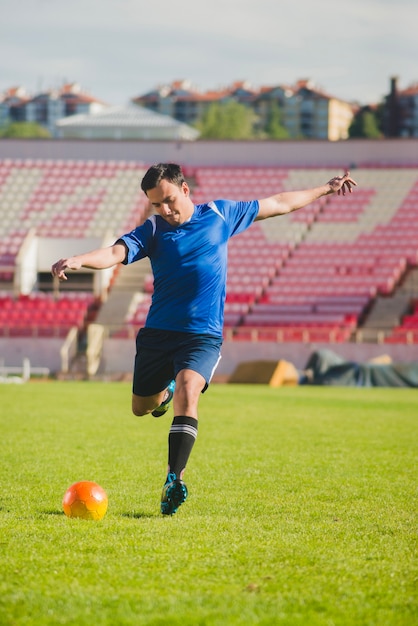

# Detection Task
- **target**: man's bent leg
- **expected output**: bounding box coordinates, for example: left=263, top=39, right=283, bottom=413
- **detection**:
left=132, top=390, right=168, bottom=416
left=152, top=380, right=176, bottom=417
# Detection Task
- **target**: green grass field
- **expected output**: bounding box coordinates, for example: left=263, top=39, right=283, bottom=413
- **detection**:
left=0, top=382, right=416, bottom=625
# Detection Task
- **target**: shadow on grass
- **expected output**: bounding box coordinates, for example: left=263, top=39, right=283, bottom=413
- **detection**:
left=43, top=509, right=65, bottom=516
left=122, top=511, right=156, bottom=519
left=41, top=509, right=157, bottom=519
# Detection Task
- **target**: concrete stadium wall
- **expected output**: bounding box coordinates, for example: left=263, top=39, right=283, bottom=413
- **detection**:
left=101, top=338, right=418, bottom=376
left=0, top=338, right=63, bottom=372
left=1, top=337, right=416, bottom=378
left=1, top=138, right=418, bottom=168
left=217, top=340, right=418, bottom=375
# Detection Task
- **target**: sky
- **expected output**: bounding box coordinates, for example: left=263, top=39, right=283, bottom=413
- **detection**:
left=1, top=0, right=416, bottom=107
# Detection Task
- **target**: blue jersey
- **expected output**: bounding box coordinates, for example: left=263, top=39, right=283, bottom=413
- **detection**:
left=120, top=199, right=259, bottom=337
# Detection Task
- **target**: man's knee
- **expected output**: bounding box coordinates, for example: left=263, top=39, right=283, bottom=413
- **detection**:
left=132, top=392, right=164, bottom=416
left=132, top=405, right=150, bottom=417
left=132, top=397, right=153, bottom=416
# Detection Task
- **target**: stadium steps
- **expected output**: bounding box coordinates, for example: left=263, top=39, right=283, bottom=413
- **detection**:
left=58, top=259, right=152, bottom=379
left=358, top=267, right=418, bottom=340
left=94, top=259, right=151, bottom=328
left=401, top=266, right=418, bottom=295
left=57, top=354, right=89, bottom=380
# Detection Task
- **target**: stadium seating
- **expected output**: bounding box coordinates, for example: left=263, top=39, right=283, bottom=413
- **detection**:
left=2, top=161, right=417, bottom=342
left=121, top=166, right=418, bottom=342
left=193, top=166, right=418, bottom=341
left=0, top=158, right=149, bottom=266
left=0, top=292, right=96, bottom=337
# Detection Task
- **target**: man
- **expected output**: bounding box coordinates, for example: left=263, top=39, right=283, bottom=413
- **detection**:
left=51, top=163, right=356, bottom=516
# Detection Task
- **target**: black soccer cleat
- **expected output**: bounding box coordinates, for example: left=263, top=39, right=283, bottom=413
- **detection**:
left=160, top=472, right=188, bottom=516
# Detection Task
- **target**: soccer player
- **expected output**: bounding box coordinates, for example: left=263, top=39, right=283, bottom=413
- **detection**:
left=51, top=163, right=356, bottom=515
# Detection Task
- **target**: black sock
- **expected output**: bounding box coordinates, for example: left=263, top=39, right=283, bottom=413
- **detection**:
left=168, top=415, right=198, bottom=479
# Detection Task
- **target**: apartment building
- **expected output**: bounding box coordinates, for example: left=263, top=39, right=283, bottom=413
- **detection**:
left=133, top=78, right=355, bottom=141
left=0, top=83, right=106, bottom=136
left=383, top=76, right=418, bottom=137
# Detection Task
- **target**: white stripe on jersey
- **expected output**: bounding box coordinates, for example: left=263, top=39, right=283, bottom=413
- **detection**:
left=207, top=201, right=225, bottom=221
left=148, top=214, right=157, bottom=235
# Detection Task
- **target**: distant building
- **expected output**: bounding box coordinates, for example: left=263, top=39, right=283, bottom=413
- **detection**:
left=286, top=79, right=354, bottom=141
left=3, top=76, right=416, bottom=140
left=132, top=79, right=258, bottom=126
left=55, top=103, right=200, bottom=140
left=133, top=78, right=355, bottom=141
left=0, top=86, right=30, bottom=126
left=383, top=77, right=418, bottom=137
left=257, top=79, right=355, bottom=140
left=0, top=83, right=106, bottom=136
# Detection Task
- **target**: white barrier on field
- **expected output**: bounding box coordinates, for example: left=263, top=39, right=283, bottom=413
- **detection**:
left=0, top=358, right=50, bottom=383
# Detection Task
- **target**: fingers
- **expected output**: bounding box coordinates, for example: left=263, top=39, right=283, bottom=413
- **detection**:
left=344, top=171, right=357, bottom=187
left=337, top=171, right=357, bottom=195
left=327, top=171, right=357, bottom=196
left=51, top=259, right=69, bottom=281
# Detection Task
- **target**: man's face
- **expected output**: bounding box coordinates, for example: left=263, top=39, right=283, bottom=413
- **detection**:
left=146, top=179, right=193, bottom=226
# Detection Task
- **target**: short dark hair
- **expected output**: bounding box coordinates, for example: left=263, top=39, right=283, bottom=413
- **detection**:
left=141, top=163, right=185, bottom=195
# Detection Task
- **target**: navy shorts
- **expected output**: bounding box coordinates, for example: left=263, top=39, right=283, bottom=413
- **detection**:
left=133, top=328, right=223, bottom=397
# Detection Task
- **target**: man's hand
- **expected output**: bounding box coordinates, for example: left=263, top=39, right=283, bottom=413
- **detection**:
left=51, top=257, right=82, bottom=281
left=327, top=171, right=357, bottom=195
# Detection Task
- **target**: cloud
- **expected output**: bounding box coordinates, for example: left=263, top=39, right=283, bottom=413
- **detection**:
left=0, top=0, right=416, bottom=106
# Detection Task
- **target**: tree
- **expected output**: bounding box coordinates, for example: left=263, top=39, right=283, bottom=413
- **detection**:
left=0, top=122, right=51, bottom=139
left=195, top=101, right=256, bottom=139
left=264, top=101, right=289, bottom=139
left=349, top=107, right=382, bottom=139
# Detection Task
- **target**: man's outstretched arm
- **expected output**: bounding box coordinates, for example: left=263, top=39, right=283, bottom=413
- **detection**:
left=51, top=242, right=127, bottom=281
left=256, top=171, right=357, bottom=220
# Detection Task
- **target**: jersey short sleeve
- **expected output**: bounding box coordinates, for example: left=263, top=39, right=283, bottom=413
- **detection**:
left=209, top=198, right=259, bottom=237
left=118, top=217, right=156, bottom=265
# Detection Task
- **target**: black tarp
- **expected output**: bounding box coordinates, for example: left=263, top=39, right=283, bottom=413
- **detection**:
left=302, top=349, right=418, bottom=388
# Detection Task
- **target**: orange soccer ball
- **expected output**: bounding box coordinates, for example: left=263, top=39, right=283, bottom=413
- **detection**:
left=62, top=481, right=108, bottom=520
